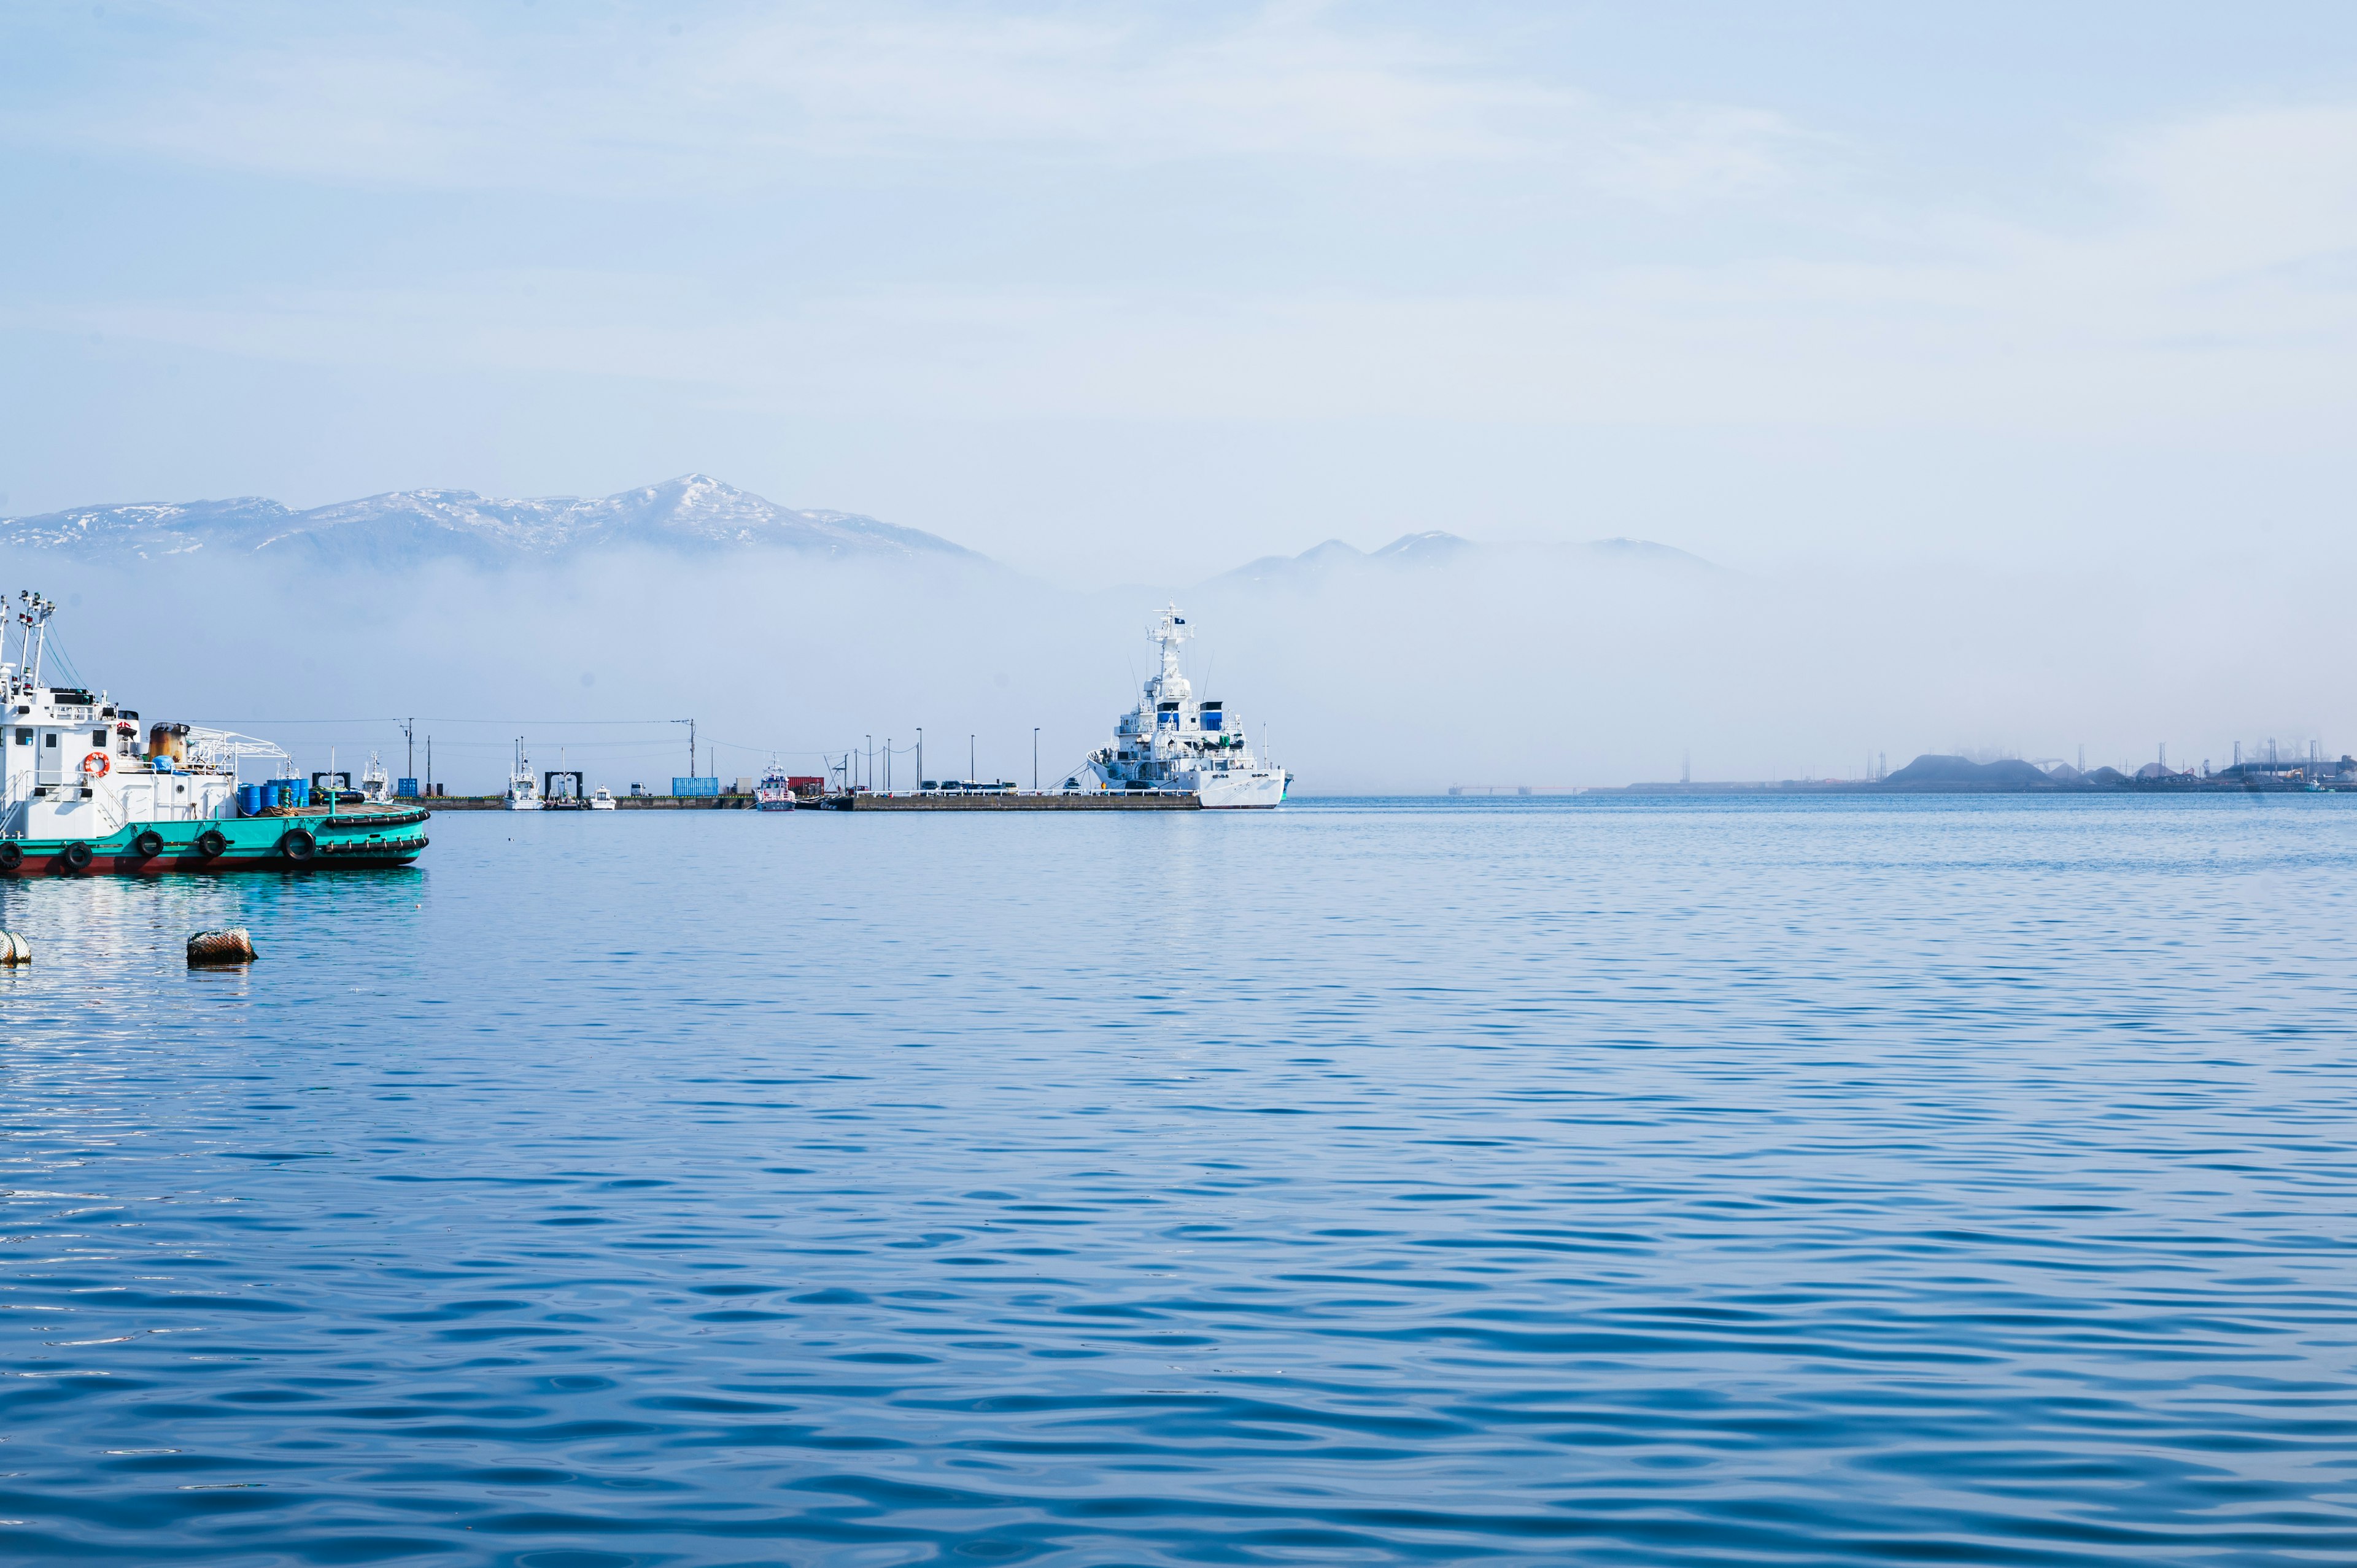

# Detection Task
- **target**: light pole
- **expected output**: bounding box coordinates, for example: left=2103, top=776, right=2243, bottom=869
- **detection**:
left=672, top=718, right=696, bottom=784
left=969, top=733, right=975, bottom=786
left=1033, top=728, right=1040, bottom=793
left=916, top=728, right=923, bottom=791
left=865, top=735, right=872, bottom=792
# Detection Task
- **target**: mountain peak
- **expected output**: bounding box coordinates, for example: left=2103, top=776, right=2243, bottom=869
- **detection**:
left=0, top=477, right=982, bottom=568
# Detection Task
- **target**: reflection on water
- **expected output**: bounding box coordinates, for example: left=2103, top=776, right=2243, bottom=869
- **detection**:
left=3, top=797, right=2356, bottom=1565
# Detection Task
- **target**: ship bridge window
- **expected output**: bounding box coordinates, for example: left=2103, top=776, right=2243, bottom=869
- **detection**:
left=13, top=729, right=26, bottom=745
left=1156, top=701, right=1180, bottom=711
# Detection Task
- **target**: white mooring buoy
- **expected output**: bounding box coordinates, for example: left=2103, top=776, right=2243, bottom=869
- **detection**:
left=187, top=928, right=257, bottom=967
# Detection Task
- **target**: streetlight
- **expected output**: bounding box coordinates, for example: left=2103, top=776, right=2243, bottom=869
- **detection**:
left=1033, top=728, right=1040, bottom=793
left=969, top=733, right=975, bottom=787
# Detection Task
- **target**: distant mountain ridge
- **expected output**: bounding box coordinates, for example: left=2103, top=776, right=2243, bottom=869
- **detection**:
left=3, top=476, right=1714, bottom=584
left=1206, top=530, right=1716, bottom=587
left=0, top=474, right=981, bottom=567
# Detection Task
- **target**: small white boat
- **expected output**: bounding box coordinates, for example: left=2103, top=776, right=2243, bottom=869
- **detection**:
left=755, top=758, right=797, bottom=812
left=505, top=739, right=542, bottom=811
left=588, top=786, right=617, bottom=810
left=358, top=751, right=393, bottom=803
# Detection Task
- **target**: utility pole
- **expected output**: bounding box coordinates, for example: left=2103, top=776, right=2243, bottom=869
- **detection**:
left=400, top=717, right=414, bottom=784
left=672, top=718, right=696, bottom=781
left=917, top=728, right=924, bottom=790
left=969, top=733, right=975, bottom=786
left=886, top=738, right=892, bottom=795
left=426, top=735, right=432, bottom=797
left=1034, top=727, right=1040, bottom=793
left=865, top=735, right=872, bottom=792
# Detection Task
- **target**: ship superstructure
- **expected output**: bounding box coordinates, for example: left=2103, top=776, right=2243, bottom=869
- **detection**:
left=0, top=590, right=428, bottom=875
left=1082, top=606, right=1287, bottom=808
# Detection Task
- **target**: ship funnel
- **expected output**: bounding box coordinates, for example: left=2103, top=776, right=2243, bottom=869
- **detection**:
left=148, top=722, right=190, bottom=763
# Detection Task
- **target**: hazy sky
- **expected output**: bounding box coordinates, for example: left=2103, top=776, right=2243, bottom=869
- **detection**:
left=6, top=2, right=2356, bottom=585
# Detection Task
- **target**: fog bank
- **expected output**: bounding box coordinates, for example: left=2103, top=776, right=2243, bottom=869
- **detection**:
left=11, top=546, right=2344, bottom=795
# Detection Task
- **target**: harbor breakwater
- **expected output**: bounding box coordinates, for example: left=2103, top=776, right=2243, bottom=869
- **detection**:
left=421, top=792, right=1201, bottom=811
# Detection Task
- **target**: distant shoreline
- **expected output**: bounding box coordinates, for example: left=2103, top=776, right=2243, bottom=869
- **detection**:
left=1516, top=752, right=2354, bottom=797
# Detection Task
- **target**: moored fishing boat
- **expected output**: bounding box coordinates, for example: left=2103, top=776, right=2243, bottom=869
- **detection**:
left=755, top=757, right=797, bottom=811
left=0, top=592, right=429, bottom=876
left=505, top=740, right=542, bottom=810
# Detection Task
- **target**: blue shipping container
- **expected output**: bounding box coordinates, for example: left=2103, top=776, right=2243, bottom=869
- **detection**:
left=397, top=778, right=420, bottom=798
left=671, top=776, right=720, bottom=797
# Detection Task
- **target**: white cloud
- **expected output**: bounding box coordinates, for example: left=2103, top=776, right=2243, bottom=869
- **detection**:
left=37, top=91, right=2357, bottom=446
left=10, top=2, right=1804, bottom=204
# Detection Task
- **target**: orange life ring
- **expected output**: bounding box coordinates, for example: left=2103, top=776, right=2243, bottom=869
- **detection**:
left=80, top=751, right=110, bottom=778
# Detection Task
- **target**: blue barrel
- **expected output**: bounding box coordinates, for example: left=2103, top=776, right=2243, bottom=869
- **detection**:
left=238, top=783, right=263, bottom=816
left=286, top=779, right=311, bottom=808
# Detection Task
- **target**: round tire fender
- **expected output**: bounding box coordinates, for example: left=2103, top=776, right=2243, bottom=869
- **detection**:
left=131, top=830, right=164, bottom=858
left=195, top=829, right=228, bottom=859
left=61, top=841, right=93, bottom=871
left=0, top=842, right=20, bottom=871
left=279, top=828, right=315, bottom=862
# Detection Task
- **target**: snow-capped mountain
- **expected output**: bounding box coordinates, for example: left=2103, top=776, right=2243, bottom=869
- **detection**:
left=0, top=474, right=983, bottom=567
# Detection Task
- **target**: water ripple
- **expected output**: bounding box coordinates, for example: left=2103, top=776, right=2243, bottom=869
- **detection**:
left=3, top=797, right=2356, bottom=1563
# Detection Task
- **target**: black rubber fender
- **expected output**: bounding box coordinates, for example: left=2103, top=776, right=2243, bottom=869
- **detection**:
left=61, top=841, right=93, bottom=871
left=132, top=830, right=164, bottom=858
left=195, top=829, right=228, bottom=859
left=279, top=828, right=316, bottom=862
left=0, top=842, right=20, bottom=871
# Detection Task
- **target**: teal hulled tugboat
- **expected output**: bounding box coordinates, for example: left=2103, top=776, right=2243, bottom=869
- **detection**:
left=1, top=592, right=427, bottom=877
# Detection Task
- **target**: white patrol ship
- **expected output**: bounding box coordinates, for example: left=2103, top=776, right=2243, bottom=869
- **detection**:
left=1078, top=606, right=1288, bottom=808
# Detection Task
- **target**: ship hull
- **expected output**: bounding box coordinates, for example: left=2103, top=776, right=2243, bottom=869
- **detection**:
left=1086, top=765, right=1288, bottom=808
left=0, top=806, right=430, bottom=877
left=1193, top=769, right=1288, bottom=808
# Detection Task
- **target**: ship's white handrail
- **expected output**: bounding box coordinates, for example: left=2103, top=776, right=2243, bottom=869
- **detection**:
left=183, top=727, right=290, bottom=770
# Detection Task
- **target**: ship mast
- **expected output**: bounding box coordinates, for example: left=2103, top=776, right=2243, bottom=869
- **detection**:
left=1146, top=604, right=1192, bottom=705
left=16, top=592, right=56, bottom=693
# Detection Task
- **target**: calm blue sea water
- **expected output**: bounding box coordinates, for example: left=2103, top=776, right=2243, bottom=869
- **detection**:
left=4, top=797, right=2356, bottom=1567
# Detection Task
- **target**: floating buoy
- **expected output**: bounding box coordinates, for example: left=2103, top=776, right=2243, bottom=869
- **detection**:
left=187, top=928, right=257, bottom=967
left=0, top=931, right=28, bottom=965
